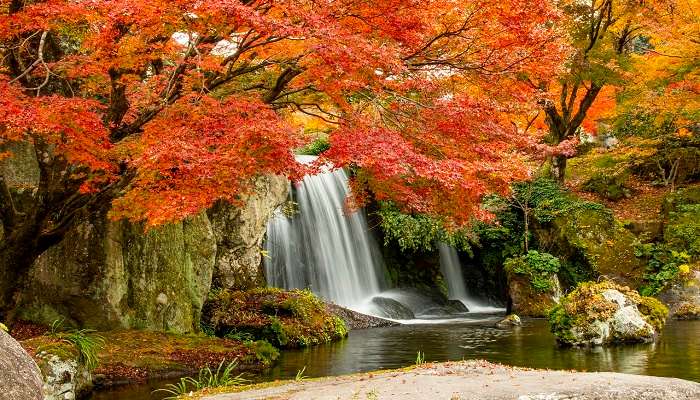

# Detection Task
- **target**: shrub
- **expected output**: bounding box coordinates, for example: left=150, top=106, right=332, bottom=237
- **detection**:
left=504, top=251, right=561, bottom=293
left=635, top=243, right=691, bottom=296
left=375, top=201, right=474, bottom=253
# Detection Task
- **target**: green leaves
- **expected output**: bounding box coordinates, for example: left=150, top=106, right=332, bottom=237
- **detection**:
left=505, top=251, right=561, bottom=293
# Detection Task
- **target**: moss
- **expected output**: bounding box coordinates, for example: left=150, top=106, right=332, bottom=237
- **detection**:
left=504, top=251, right=560, bottom=293
left=202, top=288, right=348, bottom=349
left=548, top=281, right=668, bottom=346
left=581, top=172, right=631, bottom=201
left=637, top=297, right=669, bottom=331
left=674, top=302, right=700, bottom=320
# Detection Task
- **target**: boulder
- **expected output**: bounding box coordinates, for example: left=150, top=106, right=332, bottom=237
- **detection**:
left=202, top=288, right=347, bottom=348
left=504, top=252, right=562, bottom=317
left=0, top=330, right=43, bottom=400
left=15, top=210, right=216, bottom=333
left=495, top=314, right=521, bottom=328
left=369, top=296, right=416, bottom=320
left=549, top=282, right=668, bottom=347
left=447, top=299, right=469, bottom=313
left=208, top=175, right=289, bottom=290
left=533, top=208, right=646, bottom=288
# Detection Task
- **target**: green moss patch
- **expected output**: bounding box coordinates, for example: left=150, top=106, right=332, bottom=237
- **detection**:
left=202, top=288, right=347, bottom=348
left=22, top=330, right=274, bottom=384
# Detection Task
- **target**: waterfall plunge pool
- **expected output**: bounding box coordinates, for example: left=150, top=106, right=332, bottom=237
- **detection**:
left=88, top=318, right=700, bottom=399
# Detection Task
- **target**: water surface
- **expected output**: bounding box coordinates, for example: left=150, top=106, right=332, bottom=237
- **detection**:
left=88, top=318, right=700, bottom=399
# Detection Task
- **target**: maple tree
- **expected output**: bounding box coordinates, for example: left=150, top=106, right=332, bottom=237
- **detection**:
left=0, top=0, right=567, bottom=309
left=534, top=0, right=675, bottom=183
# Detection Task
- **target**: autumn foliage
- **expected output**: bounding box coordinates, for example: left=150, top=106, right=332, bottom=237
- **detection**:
left=1, top=0, right=568, bottom=229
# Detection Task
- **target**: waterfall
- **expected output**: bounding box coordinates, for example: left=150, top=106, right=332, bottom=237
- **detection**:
left=438, top=243, right=504, bottom=313
left=438, top=243, right=470, bottom=301
left=264, top=155, right=386, bottom=309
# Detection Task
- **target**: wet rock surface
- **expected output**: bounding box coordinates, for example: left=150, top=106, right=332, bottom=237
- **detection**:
left=325, top=303, right=399, bottom=330
left=369, top=296, right=416, bottom=320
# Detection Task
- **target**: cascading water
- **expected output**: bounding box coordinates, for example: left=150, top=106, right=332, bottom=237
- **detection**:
left=438, top=243, right=504, bottom=313
left=264, top=155, right=386, bottom=309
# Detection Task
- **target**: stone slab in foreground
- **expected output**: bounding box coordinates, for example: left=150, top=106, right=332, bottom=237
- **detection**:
left=203, top=360, right=700, bottom=400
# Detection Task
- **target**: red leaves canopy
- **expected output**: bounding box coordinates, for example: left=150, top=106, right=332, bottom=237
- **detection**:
left=0, top=0, right=566, bottom=226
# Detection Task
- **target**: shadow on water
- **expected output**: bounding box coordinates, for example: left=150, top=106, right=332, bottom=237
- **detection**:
left=88, top=318, right=700, bottom=399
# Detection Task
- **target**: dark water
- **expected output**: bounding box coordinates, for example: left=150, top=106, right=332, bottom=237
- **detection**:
left=88, top=317, right=700, bottom=399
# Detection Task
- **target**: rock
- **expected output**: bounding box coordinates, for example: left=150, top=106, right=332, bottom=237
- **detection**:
left=11, top=175, right=286, bottom=333
left=202, top=288, right=348, bottom=348
left=674, top=302, right=700, bottom=320
left=369, top=297, right=416, bottom=320
left=0, top=330, right=43, bottom=400
left=325, top=303, right=399, bottom=330
left=208, top=175, right=288, bottom=290
left=36, top=351, right=92, bottom=400
left=447, top=299, right=469, bottom=312
left=549, top=281, right=668, bottom=347
left=533, top=207, right=646, bottom=288
left=505, top=252, right=562, bottom=317
left=496, top=314, right=521, bottom=328
left=14, top=210, right=216, bottom=333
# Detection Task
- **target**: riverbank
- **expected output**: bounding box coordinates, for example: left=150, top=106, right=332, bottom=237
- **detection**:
left=199, top=360, right=700, bottom=400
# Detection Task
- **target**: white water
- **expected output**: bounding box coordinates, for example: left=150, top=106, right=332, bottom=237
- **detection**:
left=264, top=156, right=386, bottom=309
left=438, top=243, right=505, bottom=313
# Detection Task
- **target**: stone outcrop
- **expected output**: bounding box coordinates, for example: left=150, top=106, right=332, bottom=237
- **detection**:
left=15, top=210, right=217, bottom=333
left=36, top=350, right=92, bottom=400
left=549, top=282, right=668, bottom=347
left=11, top=171, right=287, bottom=333
left=0, top=330, right=43, bottom=400
left=504, top=252, right=562, bottom=317
left=533, top=208, right=646, bottom=288
left=208, top=176, right=289, bottom=290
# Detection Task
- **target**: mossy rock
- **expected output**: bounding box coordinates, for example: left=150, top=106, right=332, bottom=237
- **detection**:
left=504, top=252, right=562, bottom=317
left=674, top=302, right=700, bottom=320
left=548, top=281, right=668, bottom=347
left=581, top=172, right=631, bottom=201
left=534, top=207, right=646, bottom=288
left=202, top=288, right=347, bottom=348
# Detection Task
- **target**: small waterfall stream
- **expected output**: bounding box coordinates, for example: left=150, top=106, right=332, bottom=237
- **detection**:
left=438, top=243, right=504, bottom=313
left=264, top=156, right=386, bottom=309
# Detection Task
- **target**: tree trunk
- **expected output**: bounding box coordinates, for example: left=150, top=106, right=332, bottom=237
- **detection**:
left=551, top=155, right=567, bottom=184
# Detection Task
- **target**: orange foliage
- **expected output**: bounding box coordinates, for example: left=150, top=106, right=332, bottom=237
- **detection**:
left=0, top=0, right=567, bottom=226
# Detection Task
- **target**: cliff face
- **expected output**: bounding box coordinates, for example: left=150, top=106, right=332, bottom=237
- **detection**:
left=2, top=141, right=288, bottom=333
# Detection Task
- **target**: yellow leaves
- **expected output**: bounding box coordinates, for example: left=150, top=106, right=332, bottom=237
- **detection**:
left=677, top=128, right=693, bottom=138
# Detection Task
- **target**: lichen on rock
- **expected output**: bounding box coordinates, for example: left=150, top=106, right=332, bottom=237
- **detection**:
left=549, top=281, right=668, bottom=346
left=0, top=330, right=43, bottom=400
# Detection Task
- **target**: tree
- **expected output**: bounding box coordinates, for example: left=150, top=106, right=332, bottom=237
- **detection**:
left=536, top=0, right=669, bottom=183
left=0, top=0, right=565, bottom=311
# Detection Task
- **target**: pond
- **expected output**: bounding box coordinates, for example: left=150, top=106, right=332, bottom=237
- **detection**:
left=88, top=316, right=700, bottom=399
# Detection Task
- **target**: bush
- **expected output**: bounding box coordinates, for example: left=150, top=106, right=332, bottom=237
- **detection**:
left=504, top=251, right=561, bottom=293
left=375, top=201, right=474, bottom=253
left=635, top=243, right=692, bottom=296
left=202, top=288, right=347, bottom=348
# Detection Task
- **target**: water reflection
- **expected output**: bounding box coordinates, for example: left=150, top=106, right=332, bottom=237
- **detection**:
left=264, top=319, right=700, bottom=383
left=89, top=319, right=699, bottom=399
